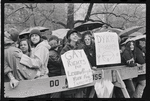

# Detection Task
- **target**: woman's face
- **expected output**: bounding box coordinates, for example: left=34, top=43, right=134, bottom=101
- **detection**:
left=130, top=42, right=134, bottom=51
left=69, top=32, right=79, bottom=42
left=30, top=34, right=40, bottom=44
left=20, top=40, right=29, bottom=53
left=84, top=35, right=92, bottom=46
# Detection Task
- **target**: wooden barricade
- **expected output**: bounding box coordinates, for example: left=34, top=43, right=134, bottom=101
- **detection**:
left=4, top=65, right=146, bottom=98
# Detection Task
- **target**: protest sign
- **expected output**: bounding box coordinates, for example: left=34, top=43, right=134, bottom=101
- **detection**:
left=61, top=49, right=93, bottom=88
left=94, top=32, right=121, bottom=65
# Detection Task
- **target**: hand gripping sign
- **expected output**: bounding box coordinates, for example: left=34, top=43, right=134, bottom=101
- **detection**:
left=94, top=32, right=121, bottom=65
left=61, top=49, right=93, bottom=88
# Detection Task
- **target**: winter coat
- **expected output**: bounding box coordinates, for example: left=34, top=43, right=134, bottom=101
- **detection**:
left=4, top=38, right=37, bottom=82
left=47, top=46, right=62, bottom=77
left=60, top=42, right=84, bottom=75
left=83, top=42, right=96, bottom=67
left=20, top=40, right=51, bottom=76
left=121, top=47, right=145, bottom=67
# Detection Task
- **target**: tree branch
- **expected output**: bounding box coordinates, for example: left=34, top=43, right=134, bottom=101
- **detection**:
left=84, top=3, right=94, bottom=22
left=41, top=11, right=66, bottom=28
left=6, top=7, right=25, bottom=19
left=67, top=3, right=83, bottom=17
left=91, top=12, right=137, bottom=22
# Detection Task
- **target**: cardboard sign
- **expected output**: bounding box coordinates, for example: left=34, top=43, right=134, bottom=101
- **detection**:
left=61, top=49, right=93, bottom=88
left=94, top=32, right=121, bottom=65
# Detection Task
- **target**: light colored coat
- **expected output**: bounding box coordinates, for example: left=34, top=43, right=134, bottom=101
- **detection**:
left=20, top=40, right=51, bottom=76
left=4, top=38, right=37, bottom=82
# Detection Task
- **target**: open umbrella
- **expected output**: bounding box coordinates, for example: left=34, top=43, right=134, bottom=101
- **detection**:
left=119, top=26, right=143, bottom=38
left=107, top=27, right=123, bottom=35
left=30, top=26, right=49, bottom=32
left=19, top=26, right=49, bottom=39
left=121, top=35, right=146, bottom=45
left=74, top=21, right=104, bottom=32
left=130, top=34, right=146, bottom=41
left=52, top=29, right=70, bottom=39
left=129, top=32, right=143, bottom=37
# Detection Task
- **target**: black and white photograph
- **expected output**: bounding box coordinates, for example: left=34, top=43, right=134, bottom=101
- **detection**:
left=3, top=3, right=146, bottom=98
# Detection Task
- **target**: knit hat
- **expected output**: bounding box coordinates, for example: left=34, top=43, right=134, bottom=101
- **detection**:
left=48, top=35, right=59, bottom=42
left=29, top=29, right=41, bottom=38
left=5, top=28, right=19, bottom=42
left=66, top=29, right=78, bottom=39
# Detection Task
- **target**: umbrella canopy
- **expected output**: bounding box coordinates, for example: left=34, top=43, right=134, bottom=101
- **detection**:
left=19, top=26, right=49, bottom=39
left=121, top=35, right=146, bottom=45
left=119, top=26, right=143, bottom=38
left=74, top=21, right=104, bottom=32
left=19, top=28, right=31, bottom=36
left=30, top=26, right=49, bottom=32
left=129, top=32, right=143, bottom=37
left=107, top=27, right=123, bottom=35
left=52, top=29, right=70, bottom=39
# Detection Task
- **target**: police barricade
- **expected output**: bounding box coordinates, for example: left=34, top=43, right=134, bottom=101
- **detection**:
left=4, top=65, right=146, bottom=98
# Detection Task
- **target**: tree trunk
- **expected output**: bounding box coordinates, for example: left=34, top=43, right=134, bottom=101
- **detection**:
left=67, top=3, right=74, bottom=29
left=84, top=3, right=94, bottom=22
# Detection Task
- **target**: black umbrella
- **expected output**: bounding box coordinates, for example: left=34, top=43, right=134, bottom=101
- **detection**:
left=74, top=21, right=104, bottom=32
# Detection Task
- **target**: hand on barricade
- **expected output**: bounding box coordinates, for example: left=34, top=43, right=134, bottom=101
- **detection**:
left=10, top=78, right=19, bottom=88
left=136, top=63, right=142, bottom=67
left=92, top=66, right=97, bottom=71
left=35, top=70, right=41, bottom=78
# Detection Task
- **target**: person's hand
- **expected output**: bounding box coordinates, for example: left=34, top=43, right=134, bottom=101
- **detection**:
left=10, top=78, right=19, bottom=88
left=18, top=52, right=23, bottom=58
left=136, top=63, right=142, bottom=67
left=92, top=66, right=97, bottom=71
left=35, top=70, right=41, bottom=78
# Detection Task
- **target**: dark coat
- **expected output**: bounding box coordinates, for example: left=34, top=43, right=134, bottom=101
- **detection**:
left=47, top=46, right=62, bottom=77
left=60, top=42, right=84, bottom=75
left=83, top=42, right=96, bottom=67
left=121, top=47, right=145, bottom=67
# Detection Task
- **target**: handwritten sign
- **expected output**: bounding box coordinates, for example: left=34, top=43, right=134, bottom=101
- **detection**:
left=94, top=32, right=121, bottom=65
left=61, top=49, right=93, bottom=88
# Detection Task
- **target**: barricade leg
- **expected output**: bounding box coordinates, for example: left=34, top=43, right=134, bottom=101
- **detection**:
left=112, top=70, right=130, bottom=98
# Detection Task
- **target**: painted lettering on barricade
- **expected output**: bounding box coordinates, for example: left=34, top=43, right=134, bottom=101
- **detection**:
left=94, top=32, right=121, bottom=65
left=61, top=49, right=93, bottom=88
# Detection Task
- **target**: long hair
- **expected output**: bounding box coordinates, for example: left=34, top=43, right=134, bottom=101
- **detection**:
left=125, top=41, right=137, bottom=59
left=29, top=35, right=43, bottom=47
left=18, top=38, right=31, bottom=53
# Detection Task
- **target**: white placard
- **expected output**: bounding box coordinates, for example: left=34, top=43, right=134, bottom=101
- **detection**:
left=61, top=49, right=93, bottom=88
left=94, top=32, right=121, bottom=65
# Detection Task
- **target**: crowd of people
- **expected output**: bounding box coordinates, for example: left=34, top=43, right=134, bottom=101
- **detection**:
left=4, top=27, right=146, bottom=98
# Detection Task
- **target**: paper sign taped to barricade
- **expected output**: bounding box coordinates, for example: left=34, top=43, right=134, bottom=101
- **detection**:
left=94, top=32, right=121, bottom=65
left=94, top=79, right=114, bottom=98
left=61, top=49, right=93, bottom=88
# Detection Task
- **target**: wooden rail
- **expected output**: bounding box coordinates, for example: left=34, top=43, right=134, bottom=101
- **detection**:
left=4, top=65, right=146, bottom=98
